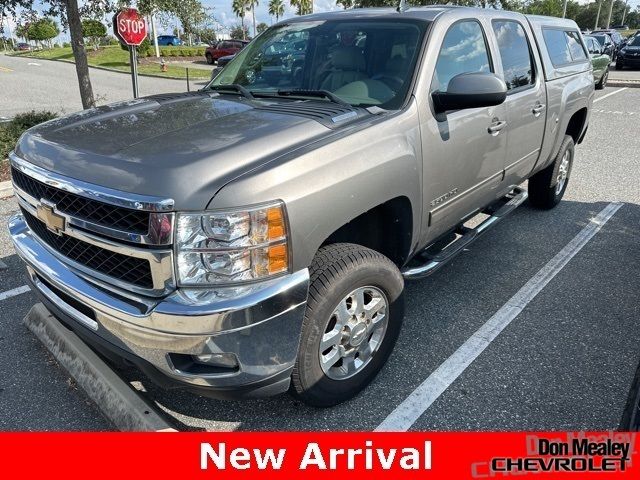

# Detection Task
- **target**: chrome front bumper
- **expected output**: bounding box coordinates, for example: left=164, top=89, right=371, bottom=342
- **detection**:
left=9, top=213, right=309, bottom=397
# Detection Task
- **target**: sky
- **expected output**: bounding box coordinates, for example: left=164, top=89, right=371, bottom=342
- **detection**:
left=1, top=0, right=343, bottom=41
left=2, top=0, right=640, bottom=42
left=206, top=0, right=341, bottom=34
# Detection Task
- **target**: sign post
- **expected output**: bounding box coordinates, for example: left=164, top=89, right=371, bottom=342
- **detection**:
left=113, top=8, right=147, bottom=99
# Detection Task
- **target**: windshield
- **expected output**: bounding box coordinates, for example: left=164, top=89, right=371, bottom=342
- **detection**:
left=592, top=35, right=608, bottom=46
left=209, top=19, right=428, bottom=109
left=627, top=36, right=640, bottom=47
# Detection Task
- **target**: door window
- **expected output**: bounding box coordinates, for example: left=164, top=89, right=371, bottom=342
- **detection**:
left=565, top=31, right=587, bottom=61
left=543, top=29, right=588, bottom=66
left=492, top=20, right=534, bottom=91
left=432, top=20, right=491, bottom=92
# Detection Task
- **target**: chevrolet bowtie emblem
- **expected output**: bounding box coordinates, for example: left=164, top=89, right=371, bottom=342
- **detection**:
left=36, top=200, right=66, bottom=235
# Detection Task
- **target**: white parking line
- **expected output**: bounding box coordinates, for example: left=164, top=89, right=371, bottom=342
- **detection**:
left=376, top=202, right=623, bottom=432
left=594, top=88, right=628, bottom=103
left=0, top=285, right=31, bottom=302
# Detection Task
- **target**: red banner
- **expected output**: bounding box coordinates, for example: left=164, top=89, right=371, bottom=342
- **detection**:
left=0, top=432, right=637, bottom=479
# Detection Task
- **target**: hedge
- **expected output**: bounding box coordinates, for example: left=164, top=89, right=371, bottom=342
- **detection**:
left=1, top=111, right=57, bottom=160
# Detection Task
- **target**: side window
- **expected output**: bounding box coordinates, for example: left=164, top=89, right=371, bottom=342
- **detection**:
left=432, top=21, right=491, bottom=92
left=542, top=29, right=572, bottom=66
left=565, top=31, right=587, bottom=61
left=492, top=20, right=534, bottom=91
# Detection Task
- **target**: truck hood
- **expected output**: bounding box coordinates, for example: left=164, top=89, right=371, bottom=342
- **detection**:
left=15, top=92, right=333, bottom=210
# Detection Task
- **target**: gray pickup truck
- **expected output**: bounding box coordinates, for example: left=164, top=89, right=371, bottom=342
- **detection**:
left=9, top=7, right=593, bottom=407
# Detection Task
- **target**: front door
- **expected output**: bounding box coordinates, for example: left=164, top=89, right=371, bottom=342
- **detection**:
left=420, top=19, right=507, bottom=242
left=490, top=19, right=547, bottom=186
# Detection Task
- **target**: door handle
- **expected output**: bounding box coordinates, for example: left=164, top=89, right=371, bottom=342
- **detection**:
left=488, top=120, right=507, bottom=135
left=532, top=103, right=546, bottom=116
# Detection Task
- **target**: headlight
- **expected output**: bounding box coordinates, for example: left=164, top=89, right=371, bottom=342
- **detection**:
left=176, top=202, right=289, bottom=286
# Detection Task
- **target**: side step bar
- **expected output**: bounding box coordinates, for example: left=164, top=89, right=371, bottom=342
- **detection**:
left=402, top=187, right=528, bottom=280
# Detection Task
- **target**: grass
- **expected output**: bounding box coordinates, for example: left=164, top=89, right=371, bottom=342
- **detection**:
left=12, top=45, right=211, bottom=79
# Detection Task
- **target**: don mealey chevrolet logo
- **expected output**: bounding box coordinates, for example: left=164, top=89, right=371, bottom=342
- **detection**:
left=36, top=200, right=66, bottom=235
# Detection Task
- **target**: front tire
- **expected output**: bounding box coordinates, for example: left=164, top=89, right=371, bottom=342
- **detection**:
left=291, top=243, right=405, bottom=407
left=528, top=135, right=574, bottom=210
left=616, top=61, right=624, bottom=70
left=205, top=53, right=213, bottom=64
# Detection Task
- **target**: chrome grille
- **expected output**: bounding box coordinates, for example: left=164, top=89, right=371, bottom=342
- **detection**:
left=21, top=207, right=154, bottom=289
left=11, top=166, right=150, bottom=234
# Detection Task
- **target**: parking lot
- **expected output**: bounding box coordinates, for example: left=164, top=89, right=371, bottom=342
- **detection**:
left=0, top=86, right=639, bottom=432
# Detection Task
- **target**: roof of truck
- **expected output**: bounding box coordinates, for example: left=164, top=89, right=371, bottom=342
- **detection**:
left=525, top=14, right=581, bottom=29
left=284, top=6, right=524, bottom=23
left=283, top=6, right=582, bottom=30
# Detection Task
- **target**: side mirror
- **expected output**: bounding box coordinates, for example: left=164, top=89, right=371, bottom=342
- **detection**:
left=432, top=72, right=507, bottom=114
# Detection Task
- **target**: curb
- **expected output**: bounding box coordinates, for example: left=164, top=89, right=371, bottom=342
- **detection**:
left=0, top=180, right=13, bottom=199
left=608, top=80, right=640, bottom=88
left=24, top=303, right=177, bottom=432
left=10, top=53, right=210, bottom=81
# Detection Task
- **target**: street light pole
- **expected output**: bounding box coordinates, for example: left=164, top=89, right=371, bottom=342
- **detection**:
left=621, top=0, right=629, bottom=26
left=562, top=0, right=568, bottom=18
left=151, top=13, right=160, bottom=58
left=605, top=0, right=614, bottom=29
left=595, top=0, right=603, bottom=29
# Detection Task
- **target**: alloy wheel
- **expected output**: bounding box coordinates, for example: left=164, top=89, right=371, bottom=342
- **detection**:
left=319, top=286, right=389, bottom=380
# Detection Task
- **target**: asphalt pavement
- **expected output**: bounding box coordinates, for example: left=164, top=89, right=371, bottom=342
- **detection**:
left=0, top=87, right=638, bottom=431
left=0, top=54, right=208, bottom=117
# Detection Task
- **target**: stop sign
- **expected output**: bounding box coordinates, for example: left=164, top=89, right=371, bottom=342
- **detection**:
left=113, top=8, right=147, bottom=46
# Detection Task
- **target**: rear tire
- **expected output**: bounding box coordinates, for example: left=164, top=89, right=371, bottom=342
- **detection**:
left=205, top=53, right=213, bottom=64
left=291, top=243, right=405, bottom=407
left=596, top=68, right=608, bottom=89
left=616, top=61, right=624, bottom=70
left=528, top=135, right=574, bottom=210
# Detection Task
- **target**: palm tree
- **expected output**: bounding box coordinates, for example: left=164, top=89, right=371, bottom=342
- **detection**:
left=248, top=0, right=259, bottom=37
left=268, top=0, right=285, bottom=22
left=232, top=0, right=248, bottom=39
left=290, top=0, right=313, bottom=16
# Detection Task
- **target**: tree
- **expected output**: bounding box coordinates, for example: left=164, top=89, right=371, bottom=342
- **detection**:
left=81, top=18, right=105, bottom=51
left=232, top=0, right=248, bottom=39
left=27, top=17, right=59, bottom=48
left=2, top=0, right=114, bottom=110
left=290, top=0, right=313, bottom=15
left=268, top=0, right=284, bottom=22
left=136, top=0, right=208, bottom=45
left=257, top=21, right=268, bottom=33
left=194, top=26, right=216, bottom=44
left=247, top=0, right=258, bottom=37
left=230, top=24, right=249, bottom=40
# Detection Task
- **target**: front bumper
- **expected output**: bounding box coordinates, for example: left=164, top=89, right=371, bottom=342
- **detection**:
left=9, top=213, right=309, bottom=398
left=618, top=55, right=640, bottom=66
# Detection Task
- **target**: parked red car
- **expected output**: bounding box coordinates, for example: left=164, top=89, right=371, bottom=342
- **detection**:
left=205, top=39, right=249, bottom=64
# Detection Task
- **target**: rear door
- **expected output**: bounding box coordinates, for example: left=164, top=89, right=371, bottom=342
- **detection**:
left=489, top=19, right=546, bottom=186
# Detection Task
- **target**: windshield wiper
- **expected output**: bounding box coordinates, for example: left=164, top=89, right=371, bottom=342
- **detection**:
left=270, top=89, right=351, bottom=107
left=209, top=84, right=254, bottom=100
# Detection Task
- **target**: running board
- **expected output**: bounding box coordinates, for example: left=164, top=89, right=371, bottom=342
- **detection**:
left=402, top=187, right=528, bottom=280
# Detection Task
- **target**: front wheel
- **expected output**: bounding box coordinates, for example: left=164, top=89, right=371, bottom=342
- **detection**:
left=291, top=243, right=405, bottom=407
left=616, top=61, right=623, bottom=70
left=528, top=135, right=574, bottom=210
left=596, top=68, right=609, bottom=90
left=205, top=53, right=213, bottom=64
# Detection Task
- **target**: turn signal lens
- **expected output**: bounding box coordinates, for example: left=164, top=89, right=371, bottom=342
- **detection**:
left=268, top=244, right=288, bottom=274
left=267, top=207, right=285, bottom=240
